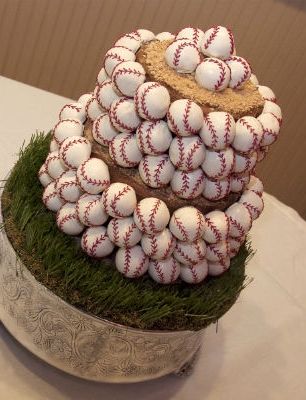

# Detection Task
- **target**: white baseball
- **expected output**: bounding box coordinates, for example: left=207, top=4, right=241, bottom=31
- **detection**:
left=208, top=257, right=230, bottom=276
left=115, top=245, right=149, bottom=278
left=195, top=58, right=230, bottom=91
left=92, top=113, right=118, bottom=147
left=201, top=26, right=235, bottom=60
left=225, top=56, right=251, bottom=89
left=53, top=119, right=84, bottom=145
left=200, top=112, right=235, bottom=150
left=229, top=235, right=245, bottom=258
left=76, top=158, right=110, bottom=194
left=246, top=175, right=263, bottom=197
left=262, top=100, right=282, bottom=123
left=257, top=146, right=269, bottom=162
left=59, top=136, right=91, bottom=170
left=258, top=85, right=276, bottom=102
left=202, top=176, right=230, bottom=201
left=206, top=240, right=229, bottom=263
left=167, top=99, right=204, bottom=136
left=56, top=202, right=84, bottom=235
left=139, top=154, right=174, bottom=188
left=76, top=194, right=108, bottom=226
left=180, top=260, right=208, bottom=284
left=38, top=163, right=53, bottom=187
left=156, top=32, right=175, bottom=41
left=50, top=137, right=59, bottom=152
left=137, top=29, right=155, bottom=43
left=114, top=32, right=141, bottom=53
left=201, top=147, right=234, bottom=179
left=136, top=120, right=172, bottom=155
left=165, top=38, right=201, bottom=73
left=173, top=238, right=206, bottom=265
left=250, top=73, right=259, bottom=86
left=257, top=112, right=280, bottom=146
left=109, top=97, right=141, bottom=133
left=232, top=116, right=263, bottom=153
left=225, top=203, right=252, bottom=238
left=97, top=67, right=108, bottom=85
left=102, top=182, right=137, bottom=218
left=175, top=27, right=205, bottom=49
left=230, top=172, right=250, bottom=193
left=203, top=210, right=229, bottom=243
left=141, top=228, right=176, bottom=260
left=112, top=61, right=146, bottom=97
left=135, top=82, right=171, bottom=121
left=56, top=175, right=83, bottom=203
left=107, top=217, right=142, bottom=247
left=109, top=133, right=142, bottom=167
left=59, top=102, right=86, bottom=123
left=95, top=79, right=121, bottom=111
left=42, top=181, right=65, bottom=212
left=148, top=257, right=180, bottom=284
left=233, top=151, right=257, bottom=174
left=169, top=206, right=205, bottom=242
left=45, top=151, right=67, bottom=179
left=171, top=168, right=205, bottom=199
left=54, top=170, right=76, bottom=187
left=239, top=189, right=264, bottom=220
left=77, top=93, right=92, bottom=107
left=134, top=197, right=170, bottom=234
left=169, top=136, right=206, bottom=171
left=104, top=46, right=135, bottom=76
left=81, top=226, right=114, bottom=258
left=85, top=96, right=105, bottom=121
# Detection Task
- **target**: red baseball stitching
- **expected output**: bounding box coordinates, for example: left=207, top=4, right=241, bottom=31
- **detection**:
left=109, top=185, right=131, bottom=217
left=176, top=137, right=185, bottom=169
left=185, top=138, right=203, bottom=171
left=59, top=104, right=82, bottom=119
left=239, top=118, right=259, bottom=150
left=57, top=212, right=76, bottom=232
left=153, top=156, right=168, bottom=187
left=170, top=260, right=178, bottom=283
left=148, top=234, right=158, bottom=257
left=153, top=261, right=164, bottom=283
left=182, top=100, right=198, bottom=134
left=138, top=83, right=160, bottom=121
left=145, top=121, right=160, bottom=154
left=242, top=201, right=261, bottom=219
left=187, top=172, right=205, bottom=199
left=111, top=218, right=120, bottom=244
left=112, top=67, right=145, bottom=94
left=148, top=199, right=161, bottom=233
left=60, top=137, right=89, bottom=170
left=194, top=240, right=205, bottom=261
left=83, top=198, right=100, bottom=226
left=96, top=80, right=112, bottom=111
left=175, top=245, right=196, bottom=265
left=89, top=233, right=107, bottom=258
left=173, top=41, right=199, bottom=67
left=204, top=115, right=218, bottom=148
left=190, top=266, right=199, bottom=283
left=216, top=152, right=227, bottom=178
left=228, top=27, right=235, bottom=55
left=162, top=234, right=175, bottom=259
left=123, top=222, right=137, bottom=247
left=135, top=203, right=147, bottom=232
left=104, top=45, right=132, bottom=68
left=123, top=247, right=131, bottom=275
left=58, top=180, right=78, bottom=201
left=173, top=171, right=189, bottom=197
left=133, top=253, right=147, bottom=278
left=228, top=57, right=250, bottom=88
left=78, top=160, right=110, bottom=189
left=136, top=125, right=146, bottom=153
left=229, top=216, right=245, bottom=238
left=140, top=156, right=151, bottom=186
left=224, top=113, right=232, bottom=146
left=203, top=26, right=219, bottom=50
left=205, top=217, right=222, bottom=242
left=173, top=215, right=188, bottom=241
left=53, top=119, right=82, bottom=144
left=110, top=98, right=135, bottom=132
left=203, top=58, right=227, bottom=91
left=43, top=185, right=58, bottom=206
left=208, top=244, right=225, bottom=263
left=167, top=109, right=180, bottom=135
left=195, top=210, right=204, bottom=240
left=118, top=134, right=137, bottom=167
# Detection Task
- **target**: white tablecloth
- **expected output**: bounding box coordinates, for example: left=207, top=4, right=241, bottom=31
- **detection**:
left=1, top=76, right=306, bottom=400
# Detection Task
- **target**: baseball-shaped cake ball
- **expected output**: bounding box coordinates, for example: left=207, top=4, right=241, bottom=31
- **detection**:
left=203, top=210, right=229, bottom=243
left=200, top=112, right=235, bottom=150
left=233, top=151, right=257, bottom=174
left=206, top=240, right=229, bottom=263
left=56, top=174, right=83, bottom=203
left=169, top=206, right=205, bottom=242
left=134, top=198, right=170, bottom=234
left=262, top=100, right=282, bottom=123
left=56, top=202, right=84, bottom=235
left=38, top=163, right=53, bottom=187
left=229, top=235, right=246, bottom=258
left=202, top=176, right=230, bottom=201
left=137, top=29, right=155, bottom=43
left=53, top=119, right=84, bottom=145
left=97, top=67, right=108, bottom=85
left=95, top=80, right=121, bottom=111
left=258, top=85, right=276, bottom=102
left=180, top=260, right=208, bottom=284
left=59, top=136, right=91, bottom=170
left=195, top=58, right=230, bottom=92
left=42, top=181, right=65, bottom=212
left=175, top=27, right=205, bottom=49
left=85, top=96, right=105, bottom=121
left=156, top=32, right=175, bottom=41
left=136, top=120, right=172, bottom=155
left=257, top=146, right=269, bottom=163
left=257, top=112, right=280, bottom=146
left=148, top=257, right=180, bottom=284
left=141, top=228, right=176, bottom=260
left=201, top=147, right=234, bottom=180
left=114, top=32, right=142, bottom=53
left=92, top=113, right=119, bottom=147
left=115, top=245, right=149, bottom=278
left=135, top=82, right=171, bottom=121
left=225, top=56, right=251, bottom=89
left=171, top=168, right=206, bottom=199
left=239, top=189, right=264, bottom=220
left=167, top=99, right=204, bottom=136
left=225, top=203, right=252, bottom=238
left=102, top=182, right=137, bottom=218
left=107, top=217, right=142, bottom=247
left=139, top=154, right=175, bottom=188
left=109, top=133, right=142, bottom=168
left=169, top=136, right=206, bottom=171
left=232, top=116, right=263, bottom=153
left=104, top=46, right=135, bottom=76
left=78, top=93, right=92, bottom=107
left=45, top=151, right=67, bottom=179
left=208, top=257, right=230, bottom=276
left=165, top=38, right=201, bottom=73
left=110, top=97, right=141, bottom=133
left=76, top=158, right=110, bottom=194
left=59, top=102, right=86, bottom=123
left=173, top=239, right=206, bottom=265
left=76, top=194, right=108, bottom=226
left=112, top=61, right=146, bottom=97
left=81, top=226, right=114, bottom=258
left=201, top=26, right=235, bottom=60
left=230, top=173, right=250, bottom=193
left=250, top=73, right=259, bottom=86
left=246, top=175, right=264, bottom=197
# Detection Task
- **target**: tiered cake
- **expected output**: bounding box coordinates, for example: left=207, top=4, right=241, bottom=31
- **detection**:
left=39, top=26, right=281, bottom=285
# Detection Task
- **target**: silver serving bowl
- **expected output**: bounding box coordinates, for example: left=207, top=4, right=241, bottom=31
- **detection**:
left=0, top=226, right=203, bottom=383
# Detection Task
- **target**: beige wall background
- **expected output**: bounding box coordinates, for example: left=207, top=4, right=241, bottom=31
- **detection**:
left=0, top=0, right=305, bottom=217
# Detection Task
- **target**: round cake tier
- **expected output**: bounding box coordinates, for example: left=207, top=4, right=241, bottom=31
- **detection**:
left=85, top=123, right=239, bottom=214
left=137, top=40, right=264, bottom=120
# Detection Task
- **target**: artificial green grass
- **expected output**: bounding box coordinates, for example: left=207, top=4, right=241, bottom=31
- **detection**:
left=1, top=133, right=253, bottom=331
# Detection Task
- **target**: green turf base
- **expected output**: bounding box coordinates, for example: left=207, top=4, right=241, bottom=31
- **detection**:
left=0, top=133, right=253, bottom=331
